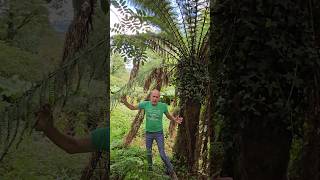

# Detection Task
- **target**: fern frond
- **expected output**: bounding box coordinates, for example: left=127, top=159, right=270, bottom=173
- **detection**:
left=0, top=38, right=108, bottom=163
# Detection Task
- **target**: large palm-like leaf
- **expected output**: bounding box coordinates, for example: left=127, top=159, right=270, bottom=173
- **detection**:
left=111, top=0, right=210, bottom=62
left=125, top=0, right=210, bottom=60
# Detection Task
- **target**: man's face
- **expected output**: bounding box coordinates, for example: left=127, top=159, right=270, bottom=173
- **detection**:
left=150, top=91, right=160, bottom=105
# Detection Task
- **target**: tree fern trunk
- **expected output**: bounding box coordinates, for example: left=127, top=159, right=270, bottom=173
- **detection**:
left=196, top=88, right=211, bottom=174
left=123, top=109, right=145, bottom=147
left=173, top=99, right=201, bottom=173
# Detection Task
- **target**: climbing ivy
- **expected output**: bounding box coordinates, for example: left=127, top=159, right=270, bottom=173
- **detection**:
left=212, top=0, right=319, bottom=177
left=176, top=59, right=209, bottom=104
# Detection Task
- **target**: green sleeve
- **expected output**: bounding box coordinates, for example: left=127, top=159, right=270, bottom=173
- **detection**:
left=138, top=101, right=148, bottom=109
left=90, top=127, right=109, bottom=151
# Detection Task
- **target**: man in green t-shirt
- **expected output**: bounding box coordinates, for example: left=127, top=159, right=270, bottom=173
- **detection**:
left=35, top=104, right=109, bottom=153
left=121, top=89, right=183, bottom=180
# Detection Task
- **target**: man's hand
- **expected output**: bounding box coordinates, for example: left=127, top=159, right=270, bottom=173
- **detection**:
left=34, top=104, right=53, bottom=132
left=120, top=95, right=127, bottom=103
left=174, top=116, right=183, bottom=124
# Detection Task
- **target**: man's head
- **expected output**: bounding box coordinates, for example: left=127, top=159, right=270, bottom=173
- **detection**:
left=150, top=89, right=160, bottom=105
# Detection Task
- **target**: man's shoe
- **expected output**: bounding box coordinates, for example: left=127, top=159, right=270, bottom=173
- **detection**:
left=169, top=171, right=178, bottom=180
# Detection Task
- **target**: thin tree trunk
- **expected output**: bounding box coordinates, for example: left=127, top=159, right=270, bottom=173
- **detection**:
left=168, top=120, right=177, bottom=139
left=168, top=98, right=178, bottom=139
left=123, top=109, right=145, bottom=147
left=80, top=152, right=102, bottom=180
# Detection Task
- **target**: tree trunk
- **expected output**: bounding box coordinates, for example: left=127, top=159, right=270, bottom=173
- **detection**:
left=174, top=99, right=201, bottom=173
left=168, top=120, right=177, bottom=139
left=208, top=116, right=217, bottom=179
left=196, top=87, right=212, bottom=175
left=212, top=0, right=312, bottom=179
left=168, top=98, right=178, bottom=139
left=301, top=1, right=320, bottom=179
left=301, top=88, right=320, bottom=179
left=301, top=114, right=320, bottom=179
left=80, top=152, right=102, bottom=180
left=123, top=109, right=145, bottom=147
left=239, top=121, right=291, bottom=180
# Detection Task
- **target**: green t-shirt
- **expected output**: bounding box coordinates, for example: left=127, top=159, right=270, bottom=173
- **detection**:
left=138, top=101, right=168, bottom=132
left=90, top=127, right=109, bottom=151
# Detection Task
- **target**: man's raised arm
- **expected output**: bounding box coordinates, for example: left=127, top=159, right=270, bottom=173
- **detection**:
left=35, top=104, right=95, bottom=154
left=120, top=96, right=139, bottom=110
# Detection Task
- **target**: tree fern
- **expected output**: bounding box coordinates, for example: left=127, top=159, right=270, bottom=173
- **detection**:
left=112, top=0, right=211, bottom=173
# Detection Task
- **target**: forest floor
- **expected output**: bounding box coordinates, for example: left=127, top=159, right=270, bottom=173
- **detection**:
left=0, top=131, right=90, bottom=179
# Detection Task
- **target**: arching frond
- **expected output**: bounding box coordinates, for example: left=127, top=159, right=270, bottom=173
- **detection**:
left=114, top=0, right=190, bottom=57
left=113, top=0, right=210, bottom=62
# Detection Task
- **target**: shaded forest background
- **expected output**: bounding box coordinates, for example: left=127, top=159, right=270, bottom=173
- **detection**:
left=0, top=0, right=109, bottom=179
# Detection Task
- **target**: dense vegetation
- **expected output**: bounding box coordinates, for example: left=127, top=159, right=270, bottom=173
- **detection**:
left=110, top=0, right=320, bottom=180
left=0, top=0, right=109, bottom=179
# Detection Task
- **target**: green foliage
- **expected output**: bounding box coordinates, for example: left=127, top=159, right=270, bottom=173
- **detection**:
left=110, top=104, right=136, bottom=141
left=0, top=0, right=51, bottom=51
left=160, top=86, right=175, bottom=104
left=111, top=0, right=210, bottom=106
left=176, top=59, right=209, bottom=104
left=110, top=103, right=175, bottom=179
left=111, top=53, right=127, bottom=75
left=0, top=76, right=32, bottom=101
left=212, top=0, right=319, bottom=177
left=0, top=41, right=43, bottom=81
left=287, top=136, right=303, bottom=180
left=0, top=0, right=109, bottom=165
left=213, top=0, right=315, bottom=132
left=111, top=34, right=149, bottom=64
left=0, top=134, right=90, bottom=179
left=111, top=146, right=170, bottom=180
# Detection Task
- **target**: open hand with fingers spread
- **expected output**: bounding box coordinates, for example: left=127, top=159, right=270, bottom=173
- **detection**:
left=34, top=104, right=53, bottom=132
left=174, top=116, right=183, bottom=124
